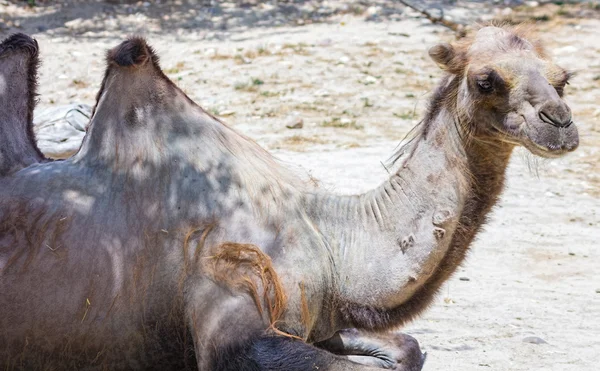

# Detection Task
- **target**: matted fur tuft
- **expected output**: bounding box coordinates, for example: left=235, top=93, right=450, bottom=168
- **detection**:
left=206, top=242, right=294, bottom=339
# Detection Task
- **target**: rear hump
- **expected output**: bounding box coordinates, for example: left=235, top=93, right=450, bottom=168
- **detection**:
left=0, top=33, right=45, bottom=176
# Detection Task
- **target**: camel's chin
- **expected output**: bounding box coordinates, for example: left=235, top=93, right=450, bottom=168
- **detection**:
left=521, top=133, right=579, bottom=158
left=494, top=115, right=579, bottom=158
left=522, top=140, right=573, bottom=158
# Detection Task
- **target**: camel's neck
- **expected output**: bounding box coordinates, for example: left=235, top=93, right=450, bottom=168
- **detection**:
left=307, top=101, right=513, bottom=331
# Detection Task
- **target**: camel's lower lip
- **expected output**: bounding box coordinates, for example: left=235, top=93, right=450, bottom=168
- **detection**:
left=515, top=117, right=579, bottom=158
left=490, top=125, right=578, bottom=158
left=523, top=139, right=576, bottom=158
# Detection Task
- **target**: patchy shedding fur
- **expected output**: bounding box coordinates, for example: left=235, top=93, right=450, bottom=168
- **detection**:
left=211, top=335, right=332, bottom=371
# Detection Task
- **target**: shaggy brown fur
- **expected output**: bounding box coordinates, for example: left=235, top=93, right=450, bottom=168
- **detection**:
left=206, top=242, right=290, bottom=338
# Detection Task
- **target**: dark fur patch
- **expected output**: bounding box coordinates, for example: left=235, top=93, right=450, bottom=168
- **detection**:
left=0, top=33, right=39, bottom=57
left=106, top=37, right=159, bottom=68
left=92, top=37, right=162, bottom=118
left=0, top=33, right=45, bottom=160
left=212, top=335, right=332, bottom=371
left=339, top=292, right=430, bottom=331
left=509, top=34, right=527, bottom=49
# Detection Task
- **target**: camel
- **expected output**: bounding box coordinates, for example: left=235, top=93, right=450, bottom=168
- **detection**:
left=0, top=26, right=578, bottom=371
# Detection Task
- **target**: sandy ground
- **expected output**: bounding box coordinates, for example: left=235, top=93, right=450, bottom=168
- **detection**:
left=2, top=1, right=599, bottom=370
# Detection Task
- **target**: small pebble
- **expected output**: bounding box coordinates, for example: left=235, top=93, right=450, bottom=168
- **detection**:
left=338, top=56, right=350, bottom=64
left=523, top=336, right=547, bottom=345
left=366, top=6, right=380, bottom=16
left=459, top=277, right=470, bottom=281
left=286, top=117, right=304, bottom=129
left=219, top=110, right=235, bottom=117
left=363, top=76, right=377, bottom=84
left=595, top=289, right=600, bottom=294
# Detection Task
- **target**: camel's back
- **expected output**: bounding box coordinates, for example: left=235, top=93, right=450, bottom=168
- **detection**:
left=0, top=160, right=194, bottom=369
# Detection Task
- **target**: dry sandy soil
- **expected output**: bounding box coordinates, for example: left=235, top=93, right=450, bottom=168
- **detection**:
left=2, top=1, right=599, bottom=370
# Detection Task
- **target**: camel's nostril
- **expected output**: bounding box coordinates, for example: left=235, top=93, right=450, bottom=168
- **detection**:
left=539, top=110, right=572, bottom=128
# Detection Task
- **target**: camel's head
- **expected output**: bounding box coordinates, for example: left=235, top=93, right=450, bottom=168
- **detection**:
left=429, top=26, right=578, bottom=157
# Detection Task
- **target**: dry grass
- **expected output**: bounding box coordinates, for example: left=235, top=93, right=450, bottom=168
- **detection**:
left=321, top=117, right=363, bottom=130
left=234, top=77, right=265, bottom=92
left=164, top=61, right=185, bottom=74
left=70, top=79, right=88, bottom=89
left=280, top=135, right=327, bottom=148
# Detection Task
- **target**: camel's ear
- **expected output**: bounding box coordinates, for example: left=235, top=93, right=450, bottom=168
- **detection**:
left=429, top=43, right=467, bottom=74
left=428, top=43, right=455, bottom=69
left=107, top=37, right=157, bottom=67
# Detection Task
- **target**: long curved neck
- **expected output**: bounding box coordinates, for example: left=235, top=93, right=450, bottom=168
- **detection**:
left=306, top=101, right=513, bottom=332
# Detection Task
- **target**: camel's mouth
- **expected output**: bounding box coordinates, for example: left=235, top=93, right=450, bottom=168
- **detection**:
left=521, top=137, right=577, bottom=158
left=493, top=113, right=579, bottom=158
left=521, top=118, right=579, bottom=158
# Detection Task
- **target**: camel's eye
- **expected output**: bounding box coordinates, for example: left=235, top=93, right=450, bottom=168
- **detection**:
left=477, top=79, right=493, bottom=93
left=473, top=69, right=504, bottom=94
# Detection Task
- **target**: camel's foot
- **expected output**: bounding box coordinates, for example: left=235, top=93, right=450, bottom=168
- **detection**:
left=315, top=328, right=426, bottom=371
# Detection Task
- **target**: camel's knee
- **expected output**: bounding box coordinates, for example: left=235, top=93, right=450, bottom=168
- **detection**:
left=392, top=333, right=426, bottom=371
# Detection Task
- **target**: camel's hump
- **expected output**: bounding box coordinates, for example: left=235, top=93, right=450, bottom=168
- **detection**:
left=107, top=37, right=159, bottom=68
left=0, top=33, right=38, bottom=58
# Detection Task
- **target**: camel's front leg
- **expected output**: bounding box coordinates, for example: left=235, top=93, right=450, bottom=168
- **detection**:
left=188, top=283, right=396, bottom=370
left=212, top=334, right=418, bottom=371
left=315, top=329, right=426, bottom=371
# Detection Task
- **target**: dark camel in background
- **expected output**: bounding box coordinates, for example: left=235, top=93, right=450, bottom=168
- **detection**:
left=0, top=26, right=578, bottom=370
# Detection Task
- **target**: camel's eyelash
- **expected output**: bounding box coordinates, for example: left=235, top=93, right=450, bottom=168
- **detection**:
left=566, top=71, right=575, bottom=80
left=551, top=70, right=573, bottom=97
left=562, top=71, right=575, bottom=85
